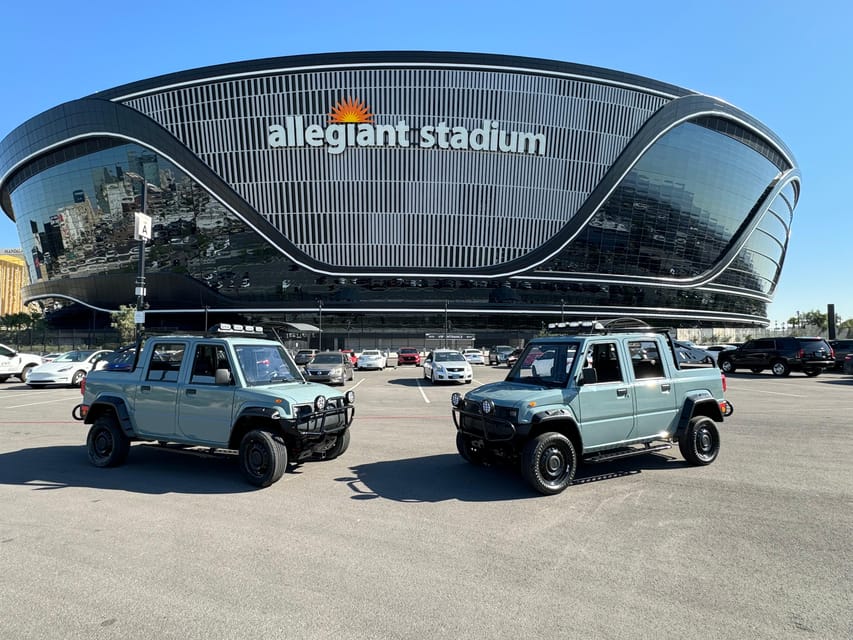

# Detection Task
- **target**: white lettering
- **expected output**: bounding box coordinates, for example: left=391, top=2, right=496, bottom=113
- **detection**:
left=266, top=116, right=547, bottom=156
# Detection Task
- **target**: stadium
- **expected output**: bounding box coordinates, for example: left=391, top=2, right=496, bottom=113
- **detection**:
left=0, top=51, right=800, bottom=346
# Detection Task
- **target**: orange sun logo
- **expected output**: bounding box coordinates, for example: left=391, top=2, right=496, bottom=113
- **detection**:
left=328, top=97, right=374, bottom=124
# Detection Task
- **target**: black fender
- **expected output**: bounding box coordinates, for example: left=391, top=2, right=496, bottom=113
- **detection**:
left=86, top=395, right=135, bottom=437
left=530, top=410, right=583, bottom=451
left=228, top=406, right=284, bottom=449
left=675, top=391, right=724, bottom=438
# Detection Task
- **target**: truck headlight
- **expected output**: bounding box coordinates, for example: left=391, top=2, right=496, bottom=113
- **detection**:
left=450, top=392, right=462, bottom=407
left=345, top=390, right=355, bottom=404
left=481, top=399, right=495, bottom=415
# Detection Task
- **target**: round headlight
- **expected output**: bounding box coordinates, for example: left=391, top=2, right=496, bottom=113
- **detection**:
left=345, top=390, right=355, bottom=404
left=450, top=392, right=461, bottom=407
left=314, top=395, right=327, bottom=411
left=481, top=399, right=495, bottom=415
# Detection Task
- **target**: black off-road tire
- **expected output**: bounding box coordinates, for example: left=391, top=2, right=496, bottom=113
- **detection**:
left=456, top=432, right=486, bottom=466
left=770, top=360, right=791, bottom=377
left=718, top=359, right=735, bottom=374
left=521, top=432, right=577, bottom=495
left=323, top=429, right=350, bottom=460
left=679, top=416, right=720, bottom=465
left=87, top=415, right=130, bottom=468
left=70, top=370, right=86, bottom=387
left=238, top=430, right=287, bottom=487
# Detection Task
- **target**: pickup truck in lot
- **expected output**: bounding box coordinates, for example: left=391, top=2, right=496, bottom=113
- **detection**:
left=452, top=328, right=731, bottom=495
left=0, top=343, right=43, bottom=383
left=74, top=324, right=355, bottom=487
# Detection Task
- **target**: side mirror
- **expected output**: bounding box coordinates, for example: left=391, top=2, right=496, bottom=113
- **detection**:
left=580, top=367, right=598, bottom=386
left=214, top=368, right=232, bottom=385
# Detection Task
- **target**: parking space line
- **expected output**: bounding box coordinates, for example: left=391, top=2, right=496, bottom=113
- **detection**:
left=414, top=378, right=431, bottom=403
left=8, top=396, right=80, bottom=409
left=731, top=386, right=807, bottom=398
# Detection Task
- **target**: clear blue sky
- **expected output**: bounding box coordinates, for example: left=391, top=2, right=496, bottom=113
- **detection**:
left=0, top=0, right=848, bottom=327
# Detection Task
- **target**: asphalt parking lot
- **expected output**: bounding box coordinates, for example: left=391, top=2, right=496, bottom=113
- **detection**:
left=1, top=365, right=851, bottom=640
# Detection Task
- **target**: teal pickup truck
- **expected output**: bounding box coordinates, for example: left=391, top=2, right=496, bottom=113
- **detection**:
left=452, top=329, right=731, bottom=495
left=75, top=324, right=355, bottom=487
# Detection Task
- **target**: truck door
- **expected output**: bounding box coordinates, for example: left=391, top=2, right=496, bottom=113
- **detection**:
left=132, top=340, right=188, bottom=439
left=177, top=343, right=236, bottom=445
left=626, top=338, right=678, bottom=438
left=576, top=340, right=634, bottom=447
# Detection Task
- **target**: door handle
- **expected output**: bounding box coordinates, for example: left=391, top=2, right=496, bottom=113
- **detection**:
left=617, top=388, right=628, bottom=397
left=140, top=385, right=150, bottom=391
left=660, top=383, right=671, bottom=392
left=186, top=388, right=196, bottom=395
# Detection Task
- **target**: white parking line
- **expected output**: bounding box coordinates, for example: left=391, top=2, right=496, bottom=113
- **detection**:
left=414, top=378, right=431, bottom=403
left=731, top=386, right=807, bottom=398
left=8, top=396, right=80, bottom=409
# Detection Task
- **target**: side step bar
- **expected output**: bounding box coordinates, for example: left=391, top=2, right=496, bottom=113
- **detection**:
left=584, top=443, right=672, bottom=464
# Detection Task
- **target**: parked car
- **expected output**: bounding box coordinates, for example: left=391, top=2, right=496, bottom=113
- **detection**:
left=422, top=349, right=473, bottom=384
left=340, top=349, right=358, bottom=366
left=488, top=345, right=514, bottom=365
left=462, top=348, right=485, bottom=365
left=843, top=353, right=853, bottom=374
left=357, top=349, right=387, bottom=370
left=27, top=349, right=112, bottom=388
left=304, top=351, right=354, bottom=385
left=100, top=346, right=138, bottom=372
left=294, top=349, right=318, bottom=365
left=397, top=347, right=421, bottom=366
left=717, top=336, right=835, bottom=377
left=673, top=340, right=714, bottom=365
left=699, top=344, right=738, bottom=363
left=829, top=339, right=853, bottom=370
left=41, top=352, right=63, bottom=362
left=0, top=344, right=43, bottom=383
left=506, top=347, right=524, bottom=368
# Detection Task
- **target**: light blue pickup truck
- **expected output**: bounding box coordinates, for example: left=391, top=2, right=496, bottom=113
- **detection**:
left=75, top=324, right=355, bottom=487
left=452, top=329, right=731, bottom=495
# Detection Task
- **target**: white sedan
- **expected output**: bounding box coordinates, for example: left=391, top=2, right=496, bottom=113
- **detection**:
left=422, top=349, right=473, bottom=384
left=462, top=348, right=485, bottom=365
left=357, top=349, right=387, bottom=370
left=27, top=349, right=111, bottom=388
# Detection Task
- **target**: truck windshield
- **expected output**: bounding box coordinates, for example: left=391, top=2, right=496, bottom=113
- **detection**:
left=234, top=344, right=304, bottom=386
left=506, top=342, right=580, bottom=386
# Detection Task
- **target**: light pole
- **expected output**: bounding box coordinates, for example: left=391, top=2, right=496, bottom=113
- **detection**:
left=444, top=300, right=449, bottom=348
left=126, top=172, right=157, bottom=340
left=317, top=299, right=323, bottom=350
left=561, top=298, right=565, bottom=323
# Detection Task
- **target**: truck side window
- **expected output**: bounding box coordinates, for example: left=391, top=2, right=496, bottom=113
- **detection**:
left=191, top=344, right=217, bottom=384
left=146, top=342, right=186, bottom=382
left=628, top=340, right=664, bottom=379
left=583, top=342, right=623, bottom=383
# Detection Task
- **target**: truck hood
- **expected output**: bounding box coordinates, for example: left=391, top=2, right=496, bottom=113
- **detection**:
left=464, top=381, right=568, bottom=408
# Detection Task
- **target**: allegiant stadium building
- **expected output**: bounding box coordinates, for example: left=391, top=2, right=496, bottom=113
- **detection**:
left=0, top=51, right=799, bottom=345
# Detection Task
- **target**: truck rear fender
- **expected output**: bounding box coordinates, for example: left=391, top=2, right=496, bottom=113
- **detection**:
left=85, top=396, right=135, bottom=437
left=530, top=412, right=583, bottom=454
left=676, top=392, right=724, bottom=437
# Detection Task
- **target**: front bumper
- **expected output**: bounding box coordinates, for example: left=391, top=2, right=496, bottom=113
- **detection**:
left=452, top=401, right=517, bottom=443
left=27, top=373, right=72, bottom=384
left=287, top=398, right=355, bottom=436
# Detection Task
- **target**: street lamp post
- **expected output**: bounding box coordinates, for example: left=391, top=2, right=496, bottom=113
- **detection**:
left=444, top=300, right=449, bottom=348
left=317, top=299, right=323, bottom=350
left=126, top=172, right=154, bottom=341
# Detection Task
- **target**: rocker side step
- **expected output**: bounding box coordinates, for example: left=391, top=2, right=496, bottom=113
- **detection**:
left=584, top=443, right=672, bottom=464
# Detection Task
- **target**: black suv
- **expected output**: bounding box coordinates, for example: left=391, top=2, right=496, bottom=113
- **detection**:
left=829, top=339, right=853, bottom=370
left=717, top=337, right=834, bottom=377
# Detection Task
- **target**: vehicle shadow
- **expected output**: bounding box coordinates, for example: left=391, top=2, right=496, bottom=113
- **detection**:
left=338, top=451, right=686, bottom=503
left=0, top=444, right=255, bottom=494
left=385, top=377, right=426, bottom=387
left=818, top=377, right=853, bottom=385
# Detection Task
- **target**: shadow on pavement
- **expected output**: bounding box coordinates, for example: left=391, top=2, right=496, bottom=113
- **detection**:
left=339, top=450, right=687, bottom=503
left=0, top=443, right=256, bottom=494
